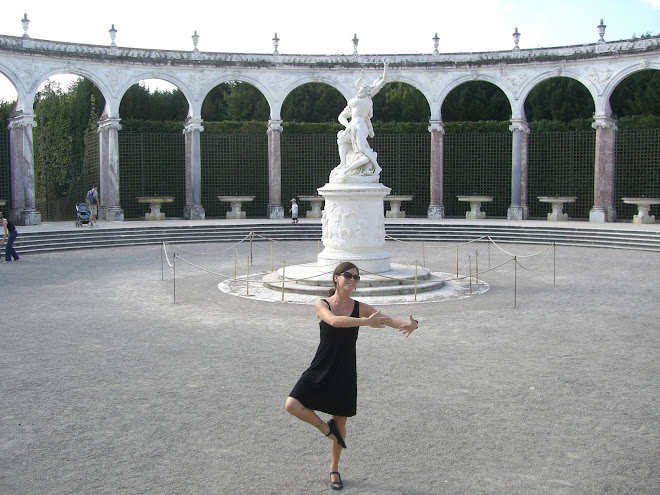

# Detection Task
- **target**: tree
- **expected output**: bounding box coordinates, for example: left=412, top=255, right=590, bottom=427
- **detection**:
left=372, top=83, right=430, bottom=123
left=611, top=70, right=660, bottom=117
left=442, top=82, right=510, bottom=122
left=524, top=78, right=594, bottom=121
left=282, top=83, right=345, bottom=122
left=34, top=81, right=73, bottom=200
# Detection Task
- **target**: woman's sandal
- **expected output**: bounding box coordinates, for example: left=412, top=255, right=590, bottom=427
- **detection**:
left=326, top=419, right=347, bottom=449
left=330, top=471, right=343, bottom=490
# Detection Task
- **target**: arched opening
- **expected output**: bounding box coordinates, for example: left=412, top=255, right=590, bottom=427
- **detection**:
left=117, top=79, right=187, bottom=219
left=33, top=74, right=105, bottom=220
left=0, top=73, right=17, bottom=215
left=200, top=81, right=269, bottom=218
left=442, top=81, right=512, bottom=217
left=372, top=82, right=431, bottom=216
left=524, top=77, right=595, bottom=219
left=280, top=82, right=346, bottom=211
left=611, top=69, right=660, bottom=219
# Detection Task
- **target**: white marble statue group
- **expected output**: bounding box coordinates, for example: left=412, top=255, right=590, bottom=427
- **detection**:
left=330, top=62, right=389, bottom=183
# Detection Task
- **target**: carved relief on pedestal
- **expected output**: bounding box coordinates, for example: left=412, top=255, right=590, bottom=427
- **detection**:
left=321, top=202, right=385, bottom=249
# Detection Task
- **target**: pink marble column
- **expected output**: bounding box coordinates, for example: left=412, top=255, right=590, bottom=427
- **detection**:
left=267, top=119, right=284, bottom=219
left=427, top=120, right=445, bottom=219
left=8, top=113, right=40, bottom=225
left=97, top=116, right=124, bottom=221
left=590, top=116, right=617, bottom=222
left=520, top=127, right=530, bottom=219
left=183, top=117, right=205, bottom=220
left=7, top=112, right=41, bottom=225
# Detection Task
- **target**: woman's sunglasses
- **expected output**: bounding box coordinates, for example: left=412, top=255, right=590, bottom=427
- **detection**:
left=341, top=271, right=361, bottom=282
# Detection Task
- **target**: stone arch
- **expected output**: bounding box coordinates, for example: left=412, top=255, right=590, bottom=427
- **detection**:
left=199, top=75, right=275, bottom=120
left=523, top=74, right=595, bottom=122
left=518, top=69, right=599, bottom=118
left=117, top=73, right=195, bottom=119
left=601, top=61, right=660, bottom=113
left=438, top=74, right=515, bottom=121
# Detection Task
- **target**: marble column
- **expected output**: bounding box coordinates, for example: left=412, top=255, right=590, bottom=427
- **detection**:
left=507, top=118, right=529, bottom=220
left=8, top=112, right=41, bottom=225
left=97, top=116, right=124, bottom=221
left=267, top=119, right=284, bottom=219
left=183, top=116, right=206, bottom=220
left=590, top=115, right=617, bottom=222
left=427, top=120, right=445, bottom=219
left=520, top=125, right=530, bottom=219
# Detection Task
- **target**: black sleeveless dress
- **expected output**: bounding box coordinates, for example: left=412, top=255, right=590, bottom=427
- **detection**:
left=289, top=299, right=360, bottom=417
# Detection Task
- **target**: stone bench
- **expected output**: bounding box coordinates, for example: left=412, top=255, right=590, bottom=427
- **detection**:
left=218, top=196, right=255, bottom=219
left=457, top=195, right=493, bottom=219
left=622, top=197, right=660, bottom=224
left=537, top=196, right=577, bottom=221
left=136, top=196, right=174, bottom=221
left=385, top=195, right=413, bottom=218
left=297, top=195, right=325, bottom=218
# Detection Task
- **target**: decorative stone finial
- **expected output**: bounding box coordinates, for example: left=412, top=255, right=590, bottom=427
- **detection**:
left=597, top=19, right=606, bottom=44
left=512, top=27, right=521, bottom=50
left=352, top=33, right=359, bottom=55
left=432, top=32, right=440, bottom=55
left=272, top=33, right=279, bottom=55
left=21, top=14, right=30, bottom=38
left=192, top=30, right=200, bottom=52
left=109, top=24, right=117, bottom=47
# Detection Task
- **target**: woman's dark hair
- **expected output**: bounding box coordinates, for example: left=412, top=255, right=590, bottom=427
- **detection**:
left=328, top=261, right=359, bottom=297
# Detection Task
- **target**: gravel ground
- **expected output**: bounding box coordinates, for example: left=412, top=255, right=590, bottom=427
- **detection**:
left=1, top=240, right=658, bottom=494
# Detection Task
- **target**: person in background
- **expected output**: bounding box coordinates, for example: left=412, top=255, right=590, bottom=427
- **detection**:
left=285, top=261, right=418, bottom=490
left=86, top=185, right=99, bottom=227
left=289, top=198, right=299, bottom=224
left=1, top=211, right=19, bottom=262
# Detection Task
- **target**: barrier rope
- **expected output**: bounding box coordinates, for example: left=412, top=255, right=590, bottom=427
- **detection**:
left=161, top=232, right=556, bottom=305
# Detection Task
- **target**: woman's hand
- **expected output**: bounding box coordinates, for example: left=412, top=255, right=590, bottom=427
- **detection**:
left=365, top=310, right=389, bottom=328
left=398, top=314, right=419, bottom=338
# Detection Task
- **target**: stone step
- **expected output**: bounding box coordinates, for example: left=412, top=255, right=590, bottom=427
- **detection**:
left=8, top=222, right=660, bottom=254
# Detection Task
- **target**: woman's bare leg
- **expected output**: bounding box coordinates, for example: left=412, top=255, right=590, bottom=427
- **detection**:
left=285, top=397, right=339, bottom=441
left=330, top=416, right=347, bottom=485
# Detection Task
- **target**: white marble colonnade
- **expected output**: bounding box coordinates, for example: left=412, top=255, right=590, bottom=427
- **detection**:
left=1, top=30, right=658, bottom=224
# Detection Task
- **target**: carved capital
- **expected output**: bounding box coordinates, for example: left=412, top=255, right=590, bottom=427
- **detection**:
left=97, top=117, right=122, bottom=133
left=591, top=115, right=617, bottom=131
left=509, top=118, right=529, bottom=134
left=267, top=119, right=283, bottom=133
left=183, top=116, right=204, bottom=134
left=428, top=119, right=445, bottom=134
left=7, top=112, right=37, bottom=129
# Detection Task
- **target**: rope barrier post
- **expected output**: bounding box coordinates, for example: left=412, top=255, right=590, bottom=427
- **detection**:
left=161, top=242, right=164, bottom=281
left=553, top=243, right=556, bottom=287
left=476, top=249, right=479, bottom=285
left=281, top=260, right=286, bottom=302
left=246, top=257, right=250, bottom=296
left=249, top=232, right=253, bottom=264
left=488, top=240, right=491, bottom=270
left=514, top=256, right=517, bottom=308
left=422, top=242, right=426, bottom=268
left=469, top=255, right=472, bottom=294
left=173, top=253, right=176, bottom=304
left=456, top=245, right=459, bottom=279
left=414, top=261, right=418, bottom=302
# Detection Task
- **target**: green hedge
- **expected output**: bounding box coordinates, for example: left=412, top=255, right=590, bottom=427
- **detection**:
left=118, top=116, right=660, bottom=135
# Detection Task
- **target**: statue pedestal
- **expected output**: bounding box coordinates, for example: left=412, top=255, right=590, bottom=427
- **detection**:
left=317, top=182, right=391, bottom=273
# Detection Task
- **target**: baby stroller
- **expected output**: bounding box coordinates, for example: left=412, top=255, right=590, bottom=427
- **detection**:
left=76, top=203, right=91, bottom=227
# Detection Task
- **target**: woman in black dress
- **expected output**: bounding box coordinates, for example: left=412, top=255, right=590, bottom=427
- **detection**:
left=285, top=261, right=418, bottom=490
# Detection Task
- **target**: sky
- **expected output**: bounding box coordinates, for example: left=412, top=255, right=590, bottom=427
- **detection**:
left=0, top=0, right=659, bottom=101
